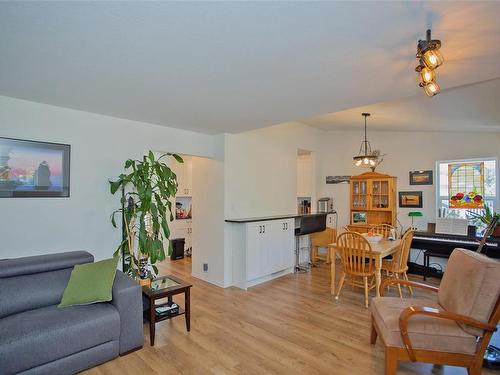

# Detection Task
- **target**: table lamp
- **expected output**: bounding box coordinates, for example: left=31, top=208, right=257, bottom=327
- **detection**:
left=408, top=211, right=423, bottom=229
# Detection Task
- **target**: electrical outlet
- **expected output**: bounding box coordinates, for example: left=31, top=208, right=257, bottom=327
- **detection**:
left=203, top=263, right=208, bottom=272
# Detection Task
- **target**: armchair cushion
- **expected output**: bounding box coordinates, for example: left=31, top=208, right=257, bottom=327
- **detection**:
left=371, top=297, right=478, bottom=355
left=438, top=248, right=500, bottom=336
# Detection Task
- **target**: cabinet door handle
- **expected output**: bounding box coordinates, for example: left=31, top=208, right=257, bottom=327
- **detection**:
left=286, top=222, right=288, bottom=230
left=259, top=225, right=262, bottom=234
left=263, top=225, right=265, bottom=233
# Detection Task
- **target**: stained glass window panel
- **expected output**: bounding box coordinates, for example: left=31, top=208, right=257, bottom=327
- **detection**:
left=448, top=162, right=484, bottom=209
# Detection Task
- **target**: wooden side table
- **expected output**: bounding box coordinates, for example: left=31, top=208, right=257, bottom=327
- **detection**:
left=142, top=275, right=192, bottom=346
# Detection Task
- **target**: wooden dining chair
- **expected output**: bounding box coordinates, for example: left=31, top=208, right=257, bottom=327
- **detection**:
left=371, top=224, right=394, bottom=238
left=335, top=232, right=376, bottom=308
left=370, top=248, right=500, bottom=375
left=310, top=228, right=336, bottom=266
left=381, top=229, right=414, bottom=298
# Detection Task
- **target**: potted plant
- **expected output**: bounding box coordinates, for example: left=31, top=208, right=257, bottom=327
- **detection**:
left=110, top=151, right=183, bottom=282
left=467, top=205, right=500, bottom=237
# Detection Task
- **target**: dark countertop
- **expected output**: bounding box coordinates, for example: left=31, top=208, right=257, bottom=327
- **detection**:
left=225, top=212, right=333, bottom=224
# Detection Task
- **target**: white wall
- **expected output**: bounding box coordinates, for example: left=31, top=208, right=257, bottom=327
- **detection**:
left=318, top=130, right=500, bottom=231
left=0, top=96, right=218, bottom=262
left=224, top=121, right=322, bottom=219
left=192, top=135, right=227, bottom=287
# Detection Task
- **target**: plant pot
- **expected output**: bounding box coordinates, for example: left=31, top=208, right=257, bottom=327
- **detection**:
left=138, top=278, right=151, bottom=287
left=138, top=257, right=149, bottom=279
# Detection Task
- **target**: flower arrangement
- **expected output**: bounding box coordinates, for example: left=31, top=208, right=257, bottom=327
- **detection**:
left=450, top=191, right=484, bottom=209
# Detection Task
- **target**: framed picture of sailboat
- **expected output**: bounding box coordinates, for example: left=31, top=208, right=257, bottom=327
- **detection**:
left=0, top=137, right=70, bottom=198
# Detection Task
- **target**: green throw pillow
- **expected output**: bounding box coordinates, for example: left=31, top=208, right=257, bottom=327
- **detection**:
left=58, top=257, right=118, bottom=308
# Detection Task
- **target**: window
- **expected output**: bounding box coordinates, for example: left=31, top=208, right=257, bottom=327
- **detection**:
left=437, top=158, right=498, bottom=224
left=448, top=162, right=485, bottom=209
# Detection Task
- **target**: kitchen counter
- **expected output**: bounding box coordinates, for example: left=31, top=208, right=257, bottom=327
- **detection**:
left=225, top=212, right=332, bottom=224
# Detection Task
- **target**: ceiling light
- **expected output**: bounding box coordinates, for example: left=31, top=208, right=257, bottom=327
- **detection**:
left=416, top=65, right=436, bottom=85
left=422, top=81, right=440, bottom=97
left=353, top=113, right=384, bottom=171
left=422, top=49, right=444, bottom=69
left=415, top=29, right=443, bottom=97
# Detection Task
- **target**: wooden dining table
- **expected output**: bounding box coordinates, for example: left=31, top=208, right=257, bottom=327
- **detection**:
left=328, top=238, right=402, bottom=298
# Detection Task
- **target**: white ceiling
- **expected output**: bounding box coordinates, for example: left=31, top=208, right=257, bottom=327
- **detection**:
left=1, top=1, right=499, bottom=134
left=301, top=78, right=500, bottom=132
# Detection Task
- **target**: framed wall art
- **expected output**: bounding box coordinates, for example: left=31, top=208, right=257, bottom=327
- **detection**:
left=0, top=137, right=70, bottom=198
left=398, top=191, right=423, bottom=208
left=409, top=170, right=433, bottom=185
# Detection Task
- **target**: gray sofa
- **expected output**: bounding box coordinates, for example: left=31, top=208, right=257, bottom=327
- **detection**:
left=0, top=251, right=143, bottom=375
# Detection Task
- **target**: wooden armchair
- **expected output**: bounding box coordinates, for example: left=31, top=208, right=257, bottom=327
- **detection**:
left=370, top=248, right=500, bottom=375
left=381, top=229, right=415, bottom=298
left=310, top=228, right=336, bottom=265
left=371, top=224, right=394, bottom=238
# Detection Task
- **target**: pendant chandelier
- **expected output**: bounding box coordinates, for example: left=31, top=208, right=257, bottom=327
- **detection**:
left=353, top=113, right=383, bottom=170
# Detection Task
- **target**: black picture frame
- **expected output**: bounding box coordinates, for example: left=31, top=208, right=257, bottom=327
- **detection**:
left=409, top=170, right=433, bottom=185
left=326, top=175, right=351, bottom=184
left=0, top=137, right=70, bottom=198
left=399, top=191, right=423, bottom=208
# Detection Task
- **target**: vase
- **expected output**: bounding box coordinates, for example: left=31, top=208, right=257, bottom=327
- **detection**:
left=139, top=257, right=149, bottom=279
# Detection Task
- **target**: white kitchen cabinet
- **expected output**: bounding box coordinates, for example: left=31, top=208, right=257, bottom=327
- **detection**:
left=246, top=222, right=275, bottom=280
left=271, top=220, right=294, bottom=272
left=171, top=156, right=192, bottom=196
left=245, top=224, right=260, bottom=281
left=231, top=218, right=294, bottom=289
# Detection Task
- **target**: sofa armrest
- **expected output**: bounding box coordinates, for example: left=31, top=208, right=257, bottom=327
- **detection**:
left=111, top=271, right=143, bottom=354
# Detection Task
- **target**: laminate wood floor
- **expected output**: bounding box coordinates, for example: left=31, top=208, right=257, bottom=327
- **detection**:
left=85, top=258, right=496, bottom=375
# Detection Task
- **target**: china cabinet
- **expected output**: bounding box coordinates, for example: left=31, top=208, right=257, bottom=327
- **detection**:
left=348, top=172, right=397, bottom=233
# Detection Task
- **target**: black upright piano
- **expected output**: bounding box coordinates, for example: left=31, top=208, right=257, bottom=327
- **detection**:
left=410, top=223, right=500, bottom=279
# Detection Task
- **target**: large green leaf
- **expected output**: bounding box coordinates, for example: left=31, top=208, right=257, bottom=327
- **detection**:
left=170, top=153, right=184, bottom=163
left=109, top=179, right=122, bottom=195
left=161, top=217, right=171, bottom=239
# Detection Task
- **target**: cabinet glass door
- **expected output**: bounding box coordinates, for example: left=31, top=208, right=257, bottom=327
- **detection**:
left=371, top=180, right=389, bottom=209
left=352, top=181, right=367, bottom=209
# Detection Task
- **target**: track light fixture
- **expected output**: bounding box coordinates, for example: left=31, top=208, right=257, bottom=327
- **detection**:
left=415, top=29, right=443, bottom=97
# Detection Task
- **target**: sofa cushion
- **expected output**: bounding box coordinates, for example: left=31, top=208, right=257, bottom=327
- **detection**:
left=0, top=251, right=94, bottom=278
left=59, top=257, right=118, bottom=308
left=0, top=303, right=120, bottom=374
left=0, top=268, right=72, bottom=319
left=438, top=248, right=500, bottom=337
left=371, top=297, right=478, bottom=355
left=0, top=251, right=94, bottom=319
